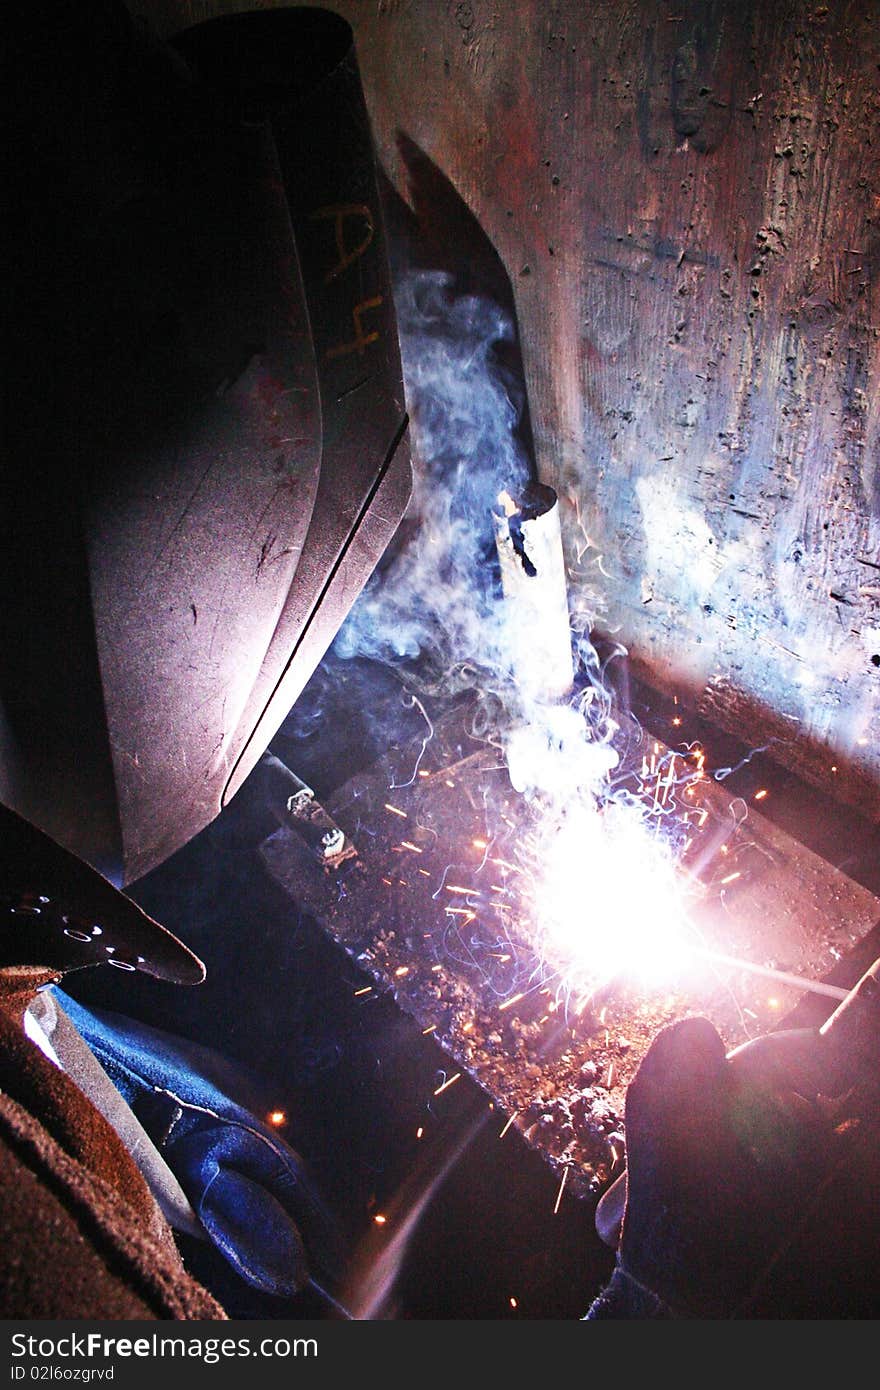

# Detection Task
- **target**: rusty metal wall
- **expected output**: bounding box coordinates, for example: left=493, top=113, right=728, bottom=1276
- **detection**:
left=145, top=0, right=880, bottom=815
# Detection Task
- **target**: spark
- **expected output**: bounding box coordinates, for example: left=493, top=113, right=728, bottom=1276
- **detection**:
left=498, top=991, right=525, bottom=1011
left=342, top=642, right=846, bottom=1164
left=433, top=1072, right=462, bottom=1096
left=354, top=986, right=373, bottom=997
left=553, top=1167, right=569, bottom=1214
left=390, top=693, right=434, bottom=788
left=268, top=1110, right=286, bottom=1127
left=714, top=739, right=783, bottom=781
left=526, top=793, right=692, bottom=994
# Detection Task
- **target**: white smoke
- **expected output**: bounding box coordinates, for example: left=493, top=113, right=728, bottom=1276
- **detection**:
left=333, top=267, right=620, bottom=806
left=334, top=270, right=529, bottom=688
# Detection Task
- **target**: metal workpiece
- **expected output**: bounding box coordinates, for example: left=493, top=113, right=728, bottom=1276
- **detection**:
left=259, top=696, right=880, bottom=1198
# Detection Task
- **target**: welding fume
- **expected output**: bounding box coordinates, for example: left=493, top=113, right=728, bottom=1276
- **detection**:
left=3, top=0, right=880, bottom=1325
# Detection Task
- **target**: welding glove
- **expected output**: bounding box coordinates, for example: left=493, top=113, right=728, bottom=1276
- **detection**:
left=585, top=1014, right=871, bottom=1319
left=54, top=989, right=344, bottom=1300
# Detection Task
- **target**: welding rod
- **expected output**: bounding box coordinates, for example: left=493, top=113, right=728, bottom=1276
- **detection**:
left=813, top=953, right=880, bottom=1096
left=819, top=953, right=880, bottom=1031
left=691, top=946, right=850, bottom=1002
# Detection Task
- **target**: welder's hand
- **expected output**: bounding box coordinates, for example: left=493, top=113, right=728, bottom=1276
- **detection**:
left=595, top=1015, right=845, bottom=1318
left=56, top=990, right=345, bottom=1299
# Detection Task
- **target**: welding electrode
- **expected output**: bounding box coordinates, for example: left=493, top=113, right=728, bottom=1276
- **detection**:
left=815, top=953, right=880, bottom=1098
left=722, top=953, right=880, bottom=1102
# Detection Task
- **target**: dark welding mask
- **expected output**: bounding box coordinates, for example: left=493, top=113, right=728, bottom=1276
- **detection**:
left=2, top=5, right=412, bottom=910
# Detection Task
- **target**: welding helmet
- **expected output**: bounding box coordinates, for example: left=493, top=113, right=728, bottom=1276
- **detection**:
left=2, top=5, right=412, bottom=917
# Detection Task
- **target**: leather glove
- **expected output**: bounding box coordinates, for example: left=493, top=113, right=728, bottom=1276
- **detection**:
left=586, top=1013, right=877, bottom=1318
left=55, top=989, right=344, bottom=1300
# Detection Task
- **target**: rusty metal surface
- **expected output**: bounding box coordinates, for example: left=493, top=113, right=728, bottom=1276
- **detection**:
left=260, top=699, right=880, bottom=1197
